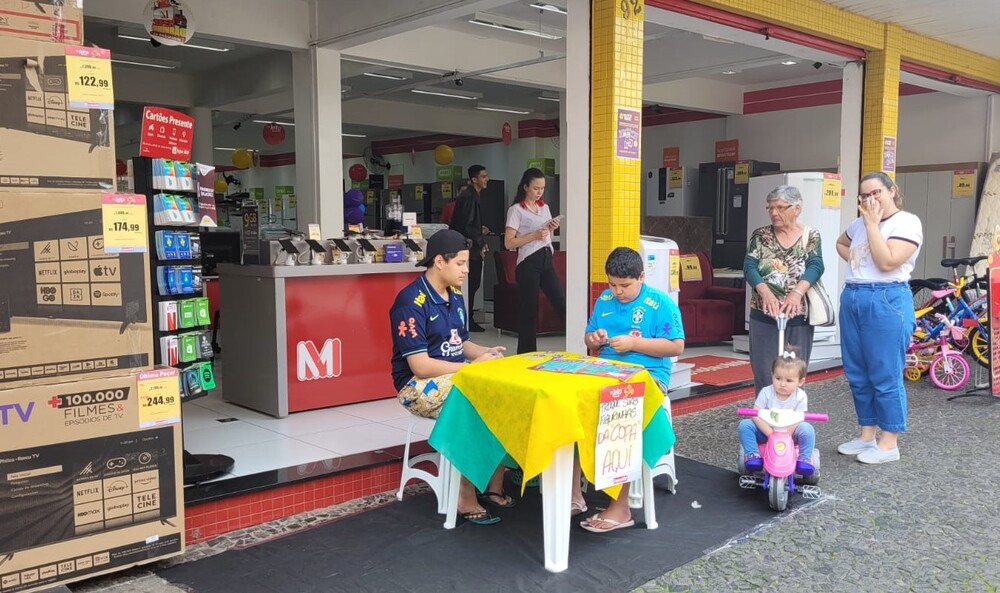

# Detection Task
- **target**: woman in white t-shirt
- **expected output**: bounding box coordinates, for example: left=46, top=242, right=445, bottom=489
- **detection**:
left=835, top=171, right=922, bottom=465
left=504, top=168, right=566, bottom=353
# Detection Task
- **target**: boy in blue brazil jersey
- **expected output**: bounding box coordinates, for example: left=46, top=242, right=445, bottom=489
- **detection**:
left=389, top=230, right=509, bottom=525
left=577, top=247, right=685, bottom=533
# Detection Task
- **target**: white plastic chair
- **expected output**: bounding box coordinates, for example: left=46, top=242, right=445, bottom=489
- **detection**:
left=397, top=415, right=454, bottom=514
left=629, top=396, right=678, bottom=510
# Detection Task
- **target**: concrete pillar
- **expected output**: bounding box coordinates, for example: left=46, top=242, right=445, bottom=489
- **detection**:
left=190, top=106, right=214, bottom=166
left=293, top=45, right=344, bottom=237
left=588, top=0, right=644, bottom=300
left=840, top=61, right=864, bottom=228
left=564, top=0, right=591, bottom=354
left=861, top=24, right=902, bottom=179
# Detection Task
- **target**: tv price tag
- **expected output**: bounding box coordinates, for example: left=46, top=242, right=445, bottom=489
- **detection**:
left=137, top=368, right=181, bottom=428
left=102, top=194, right=148, bottom=253
left=65, top=46, right=115, bottom=110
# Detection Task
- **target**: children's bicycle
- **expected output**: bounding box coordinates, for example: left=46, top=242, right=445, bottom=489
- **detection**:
left=905, top=313, right=970, bottom=390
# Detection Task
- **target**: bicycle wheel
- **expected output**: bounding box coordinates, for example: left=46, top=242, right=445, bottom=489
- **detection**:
left=910, top=278, right=948, bottom=312
left=969, top=321, right=989, bottom=369
left=903, top=367, right=924, bottom=382
left=928, top=352, right=970, bottom=391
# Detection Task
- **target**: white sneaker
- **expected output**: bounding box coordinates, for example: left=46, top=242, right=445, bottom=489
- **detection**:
left=837, top=438, right=878, bottom=456
left=857, top=447, right=900, bottom=464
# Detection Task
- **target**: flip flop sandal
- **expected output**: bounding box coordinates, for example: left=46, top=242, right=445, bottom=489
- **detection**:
left=571, top=501, right=588, bottom=516
left=478, top=490, right=517, bottom=509
left=579, top=514, right=634, bottom=533
left=460, top=509, right=501, bottom=526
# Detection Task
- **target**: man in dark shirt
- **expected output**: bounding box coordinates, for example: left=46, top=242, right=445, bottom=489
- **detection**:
left=448, top=165, right=490, bottom=332
left=389, top=229, right=512, bottom=524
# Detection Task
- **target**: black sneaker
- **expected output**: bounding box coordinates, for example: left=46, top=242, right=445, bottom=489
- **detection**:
left=469, top=321, right=486, bottom=332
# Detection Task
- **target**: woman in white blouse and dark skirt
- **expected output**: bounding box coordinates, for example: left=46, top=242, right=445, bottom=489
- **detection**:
left=504, top=168, right=567, bottom=354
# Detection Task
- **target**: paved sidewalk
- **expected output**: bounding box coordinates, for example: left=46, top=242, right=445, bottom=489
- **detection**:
left=68, top=374, right=999, bottom=593
left=636, top=374, right=1000, bottom=593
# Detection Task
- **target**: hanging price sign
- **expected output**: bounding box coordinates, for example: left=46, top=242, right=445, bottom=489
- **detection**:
left=822, top=173, right=842, bottom=208
left=65, top=46, right=114, bottom=110
left=137, top=368, right=181, bottom=428
left=101, top=194, right=148, bottom=253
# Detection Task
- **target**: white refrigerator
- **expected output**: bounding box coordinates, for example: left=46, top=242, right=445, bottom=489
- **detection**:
left=644, top=167, right=699, bottom=217
left=738, top=172, right=843, bottom=357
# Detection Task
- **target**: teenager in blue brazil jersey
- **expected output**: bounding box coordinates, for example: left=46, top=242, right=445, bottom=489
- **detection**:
left=388, top=230, right=511, bottom=526
left=577, top=247, right=686, bottom=534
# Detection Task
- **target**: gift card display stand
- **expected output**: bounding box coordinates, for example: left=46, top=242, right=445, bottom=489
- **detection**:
left=133, top=156, right=234, bottom=483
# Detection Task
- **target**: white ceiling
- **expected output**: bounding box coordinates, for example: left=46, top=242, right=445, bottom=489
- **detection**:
left=102, top=0, right=1000, bottom=154
left=823, top=0, right=1000, bottom=59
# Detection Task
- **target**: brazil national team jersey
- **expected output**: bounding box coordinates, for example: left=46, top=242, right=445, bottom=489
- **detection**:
left=585, top=283, right=685, bottom=387
left=389, top=274, right=469, bottom=391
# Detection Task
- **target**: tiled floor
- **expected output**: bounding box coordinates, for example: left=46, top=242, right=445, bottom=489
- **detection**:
left=183, top=314, right=748, bottom=487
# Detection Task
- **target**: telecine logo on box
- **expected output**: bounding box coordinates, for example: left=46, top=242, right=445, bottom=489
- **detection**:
left=296, top=339, right=343, bottom=381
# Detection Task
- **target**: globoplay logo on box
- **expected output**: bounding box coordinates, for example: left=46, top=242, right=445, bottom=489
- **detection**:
left=46, top=386, right=131, bottom=427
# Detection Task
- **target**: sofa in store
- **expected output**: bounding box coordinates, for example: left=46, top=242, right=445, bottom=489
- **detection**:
left=492, top=249, right=566, bottom=335
left=678, top=251, right=746, bottom=344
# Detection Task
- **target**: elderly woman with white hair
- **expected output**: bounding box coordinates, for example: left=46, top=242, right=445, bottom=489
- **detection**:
left=743, top=185, right=825, bottom=395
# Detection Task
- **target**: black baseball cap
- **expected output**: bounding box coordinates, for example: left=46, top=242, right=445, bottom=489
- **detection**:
left=415, top=229, right=472, bottom=267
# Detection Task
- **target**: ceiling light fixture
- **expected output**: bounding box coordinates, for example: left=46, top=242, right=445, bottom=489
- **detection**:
left=476, top=104, right=531, bottom=115
left=721, top=70, right=738, bottom=75
left=468, top=18, right=562, bottom=40
left=780, top=60, right=798, bottom=66
left=117, top=27, right=234, bottom=52
left=411, top=87, right=482, bottom=100
left=341, top=85, right=351, bottom=94
left=213, top=147, right=240, bottom=151
left=702, top=34, right=735, bottom=45
left=537, top=93, right=560, bottom=102
left=362, top=68, right=412, bottom=81
left=110, top=54, right=180, bottom=69
left=252, top=120, right=295, bottom=126
left=529, top=2, right=568, bottom=15
left=341, top=133, right=367, bottom=138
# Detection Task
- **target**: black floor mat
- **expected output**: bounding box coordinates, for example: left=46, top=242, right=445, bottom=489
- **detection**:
left=159, top=458, right=817, bottom=593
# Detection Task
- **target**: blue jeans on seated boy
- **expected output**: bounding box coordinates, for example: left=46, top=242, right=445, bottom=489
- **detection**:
left=738, top=419, right=816, bottom=475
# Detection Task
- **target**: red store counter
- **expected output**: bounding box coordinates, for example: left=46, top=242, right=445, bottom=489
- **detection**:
left=216, top=262, right=422, bottom=417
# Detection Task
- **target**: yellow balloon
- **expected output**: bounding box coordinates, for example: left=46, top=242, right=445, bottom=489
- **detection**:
left=214, top=178, right=229, bottom=194
left=433, top=144, right=453, bottom=166
left=232, top=148, right=253, bottom=169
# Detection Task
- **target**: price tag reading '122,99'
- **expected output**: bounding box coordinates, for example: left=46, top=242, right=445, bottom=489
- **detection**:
left=65, top=46, right=115, bottom=110
left=102, top=194, right=148, bottom=253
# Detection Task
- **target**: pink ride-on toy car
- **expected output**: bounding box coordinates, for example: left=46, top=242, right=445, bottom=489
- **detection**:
left=737, top=407, right=829, bottom=511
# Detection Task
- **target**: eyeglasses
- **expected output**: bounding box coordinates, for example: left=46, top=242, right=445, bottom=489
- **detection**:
left=765, top=204, right=794, bottom=213
left=858, top=188, right=883, bottom=200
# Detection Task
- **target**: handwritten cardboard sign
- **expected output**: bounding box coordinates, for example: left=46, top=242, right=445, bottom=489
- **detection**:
left=594, top=382, right=644, bottom=490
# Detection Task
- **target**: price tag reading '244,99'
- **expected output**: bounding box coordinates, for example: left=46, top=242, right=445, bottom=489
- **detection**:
left=102, top=194, right=148, bottom=254
left=137, top=368, right=181, bottom=428
left=65, top=46, right=115, bottom=110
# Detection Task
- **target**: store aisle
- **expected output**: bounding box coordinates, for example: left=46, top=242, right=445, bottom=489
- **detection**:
left=182, top=314, right=744, bottom=486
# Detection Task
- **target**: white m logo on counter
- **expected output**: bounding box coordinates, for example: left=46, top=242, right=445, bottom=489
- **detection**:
left=296, top=339, right=343, bottom=381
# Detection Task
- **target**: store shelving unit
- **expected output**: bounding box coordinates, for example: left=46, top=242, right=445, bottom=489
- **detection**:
left=133, top=156, right=235, bottom=484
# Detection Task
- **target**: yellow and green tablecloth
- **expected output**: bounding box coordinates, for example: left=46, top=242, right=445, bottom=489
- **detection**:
left=427, top=352, right=675, bottom=499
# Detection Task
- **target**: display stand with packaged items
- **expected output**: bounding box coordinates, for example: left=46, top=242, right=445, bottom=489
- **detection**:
left=132, top=155, right=234, bottom=483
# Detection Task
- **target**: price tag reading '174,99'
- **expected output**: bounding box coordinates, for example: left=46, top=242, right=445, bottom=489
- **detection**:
left=65, top=46, right=115, bottom=110
left=137, top=368, right=181, bottom=428
left=102, top=194, right=148, bottom=253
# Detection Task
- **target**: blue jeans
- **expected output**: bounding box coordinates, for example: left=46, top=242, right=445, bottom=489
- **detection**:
left=839, top=282, right=914, bottom=433
left=739, top=419, right=815, bottom=461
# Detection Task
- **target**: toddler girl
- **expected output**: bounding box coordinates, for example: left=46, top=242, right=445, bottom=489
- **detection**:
left=738, top=352, right=816, bottom=475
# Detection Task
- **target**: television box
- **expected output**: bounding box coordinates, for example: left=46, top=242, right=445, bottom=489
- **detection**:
left=0, top=371, right=184, bottom=593
left=0, top=192, right=153, bottom=389
left=0, top=37, right=115, bottom=191
left=0, top=0, right=84, bottom=44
